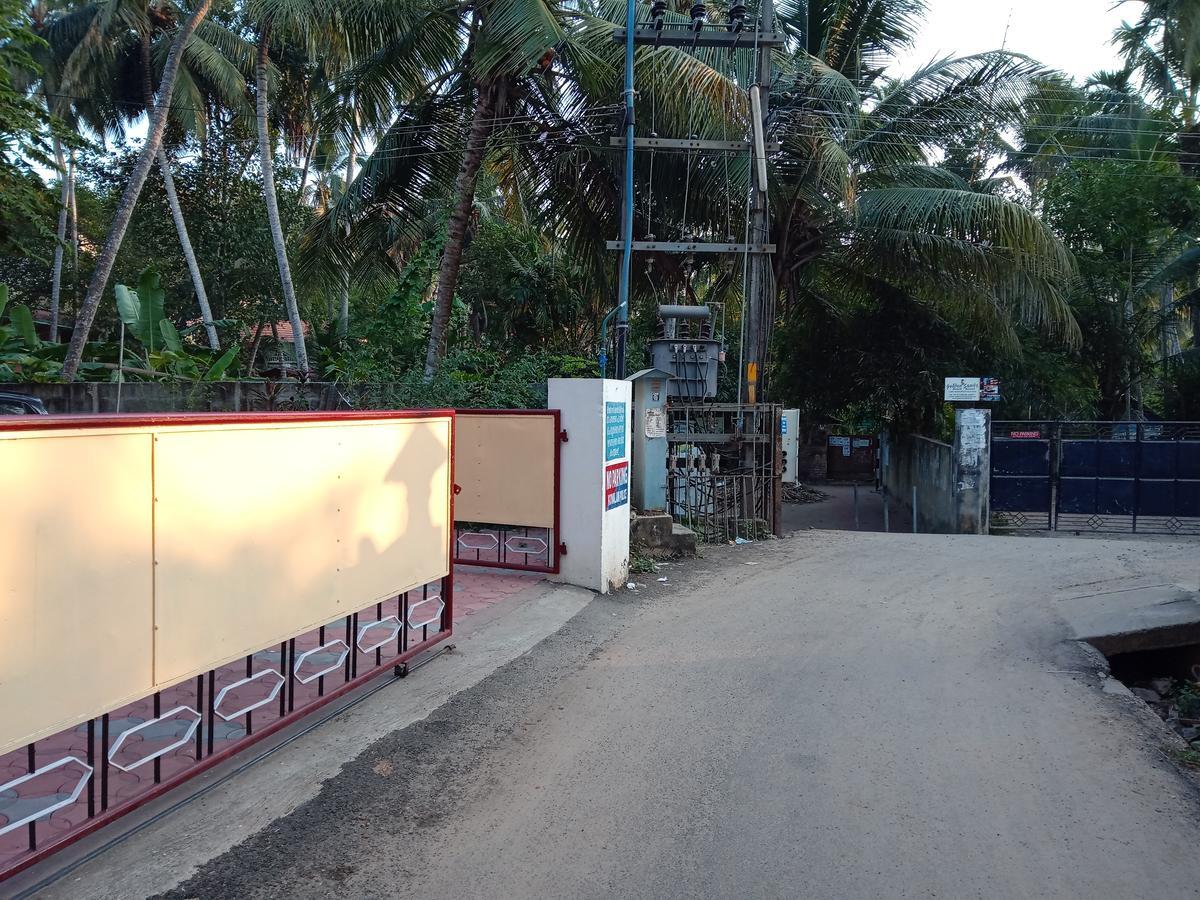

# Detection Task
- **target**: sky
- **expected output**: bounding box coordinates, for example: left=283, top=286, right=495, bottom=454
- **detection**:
left=895, top=0, right=1144, bottom=79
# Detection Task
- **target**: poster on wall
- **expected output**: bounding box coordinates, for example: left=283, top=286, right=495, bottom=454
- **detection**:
left=605, top=402, right=626, bottom=461
left=605, top=461, right=630, bottom=510
left=644, top=408, right=666, bottom=439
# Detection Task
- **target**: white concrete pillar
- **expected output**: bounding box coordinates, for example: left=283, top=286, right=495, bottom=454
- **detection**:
left=548, top=378, right=631, bottom=594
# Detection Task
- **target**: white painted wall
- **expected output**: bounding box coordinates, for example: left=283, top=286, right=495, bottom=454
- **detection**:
left=548, top=379, right=631, bottom=594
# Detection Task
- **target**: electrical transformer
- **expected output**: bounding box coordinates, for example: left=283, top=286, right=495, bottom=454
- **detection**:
left=647, top=304, right=722, bottom=400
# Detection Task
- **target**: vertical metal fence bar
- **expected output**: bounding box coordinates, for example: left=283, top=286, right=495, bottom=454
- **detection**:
left=153, top=691, right=162, bottom=784
left=342, top=618, right=352, bottom=683
left=100, top=713, right=109, bottom=812
left=87, top=718, right=96, bottom=817
left=1133, top=423, right=1142, bottom=533
left=26, top=743, right=36, bottom=851
left=317, top=625, right=326, bottom=697
left=207, top=671, right=216, bottom=755
left=277, top=642, right=287, bottom=717
left=195, top=676, right=204, bottom=759
left=402, top=592, right=409, bottom=652
left=376, top=601, right=383, bottom=668
left=422, top=584, right=429, bottom=644
left=351, top=613, right=359, bottom=679
left=245, top=654, right=254, bottom=736
left=287, top=639, right=297, bottom=711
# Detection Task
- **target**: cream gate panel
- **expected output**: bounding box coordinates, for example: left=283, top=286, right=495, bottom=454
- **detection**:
left=151, top=418, right=452, bottom=687
left=455, top=414, right=556, bottom=529
left=0, top=431, right=155, bottom=756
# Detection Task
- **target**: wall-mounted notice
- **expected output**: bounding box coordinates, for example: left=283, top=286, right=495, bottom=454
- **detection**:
left=959, top=409, right=988, bottom=450
left=644, top=408, right=666, bottom=439
left=605, top=402, right=626, bottom=461
left=829, top=435, right=852, bottom=457
left=605, top=461, right=630, bottom=510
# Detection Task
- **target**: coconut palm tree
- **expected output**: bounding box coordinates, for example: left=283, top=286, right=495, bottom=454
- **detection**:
left=244, top=0, right=387, bottom=374
left=62, top=0, right=213, bottom=379
left=34, top=0, right=247, bottom=352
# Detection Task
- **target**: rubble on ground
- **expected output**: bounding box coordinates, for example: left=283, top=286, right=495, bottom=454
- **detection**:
left=782, top=483, right=830, bottom=505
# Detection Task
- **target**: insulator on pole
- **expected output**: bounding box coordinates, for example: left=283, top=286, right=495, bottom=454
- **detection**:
left=689, top=2, right=707, bottom=31
left=727, top=2, right=746, bottom=31
left=650, top=0, right=668, bottom=29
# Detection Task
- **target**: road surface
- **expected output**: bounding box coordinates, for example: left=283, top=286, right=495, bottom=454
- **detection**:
left=154, top=531, right=1200, bottom=900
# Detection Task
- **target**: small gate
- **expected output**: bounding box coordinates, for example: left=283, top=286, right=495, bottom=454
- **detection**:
left=452, top=410, right=564, bottom=572
left=826, top=434, right=877, bottom=481
left=991, top=421, right=1200, bottom=535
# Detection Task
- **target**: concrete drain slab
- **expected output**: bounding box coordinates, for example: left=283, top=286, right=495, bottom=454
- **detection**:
left=1060, top=584, right=1200, bottom=655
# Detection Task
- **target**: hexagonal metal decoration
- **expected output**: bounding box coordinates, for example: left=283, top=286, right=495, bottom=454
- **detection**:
left=213, top=669, right=286, bottom=722
left=357, top=616, right=402, bottom=654
left=505, top=535, right=548, bottom=556
left=0, top=756, right=93, bottom=837
left=108, top=707, right=202, bottom=772
left=407, top=595, right=445, bottom=630
left=457, top=532, right=500, bottom=551
left=293, top=640, right=351, bottom=685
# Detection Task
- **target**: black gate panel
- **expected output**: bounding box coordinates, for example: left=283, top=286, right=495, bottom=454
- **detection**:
left=1179, top=442, right=1200, bottom=478
left=990, top=437, right=1052, bottom=528
left=992, top=477, right=1051, bottom=512
left=1140, top=442, right=1179, bottom=478
left=992, top=440, right=1050, bottom=476
left=1061, top=440, right=1137, bottom=478
left=1058, top=478, right=1136, bottom=515
left=992, top=422, right=1200, bottom=535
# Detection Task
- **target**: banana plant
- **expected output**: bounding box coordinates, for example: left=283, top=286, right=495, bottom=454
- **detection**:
left=114, top=267, right=182, bottom=354
left=0, top=283, right=64, bottom=381
left=112, top=268, right=239, bottom=380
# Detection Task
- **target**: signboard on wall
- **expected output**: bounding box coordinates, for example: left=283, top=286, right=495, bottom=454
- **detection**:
left=829, top=435, right=851, bottom=457
left=605, top=402, right=626, bottom=461
left=945, top=377, right=981, bottom=402
left=944, top=377, right=1003, bottom=402
left=605, top=461, right=630, bottom=510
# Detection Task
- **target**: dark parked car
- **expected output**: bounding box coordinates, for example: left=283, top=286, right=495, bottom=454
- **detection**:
left=0, top=391, right=48, bottom=415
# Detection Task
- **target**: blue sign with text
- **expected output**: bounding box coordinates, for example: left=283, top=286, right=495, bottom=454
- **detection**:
left=605, top=402, right=626, bottom=461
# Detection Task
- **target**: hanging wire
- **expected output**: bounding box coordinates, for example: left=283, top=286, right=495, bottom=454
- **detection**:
left=647, top=65, right=657, bottom=236
left=681, top=88, right=696, bottom=239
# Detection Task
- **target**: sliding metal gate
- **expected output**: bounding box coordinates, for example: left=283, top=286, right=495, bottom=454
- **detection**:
left=991, top=421, right=1200, bottom=535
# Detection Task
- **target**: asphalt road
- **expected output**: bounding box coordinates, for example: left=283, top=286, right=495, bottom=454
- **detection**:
left=160, top=531, right=1200, bottom=900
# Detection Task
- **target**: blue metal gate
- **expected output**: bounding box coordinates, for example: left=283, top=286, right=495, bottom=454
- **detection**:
left=991, top=421, right=1200, bottom=535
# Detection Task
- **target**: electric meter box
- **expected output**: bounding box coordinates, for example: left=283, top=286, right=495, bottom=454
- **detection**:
left=781, top=408, right=800, bottom=484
